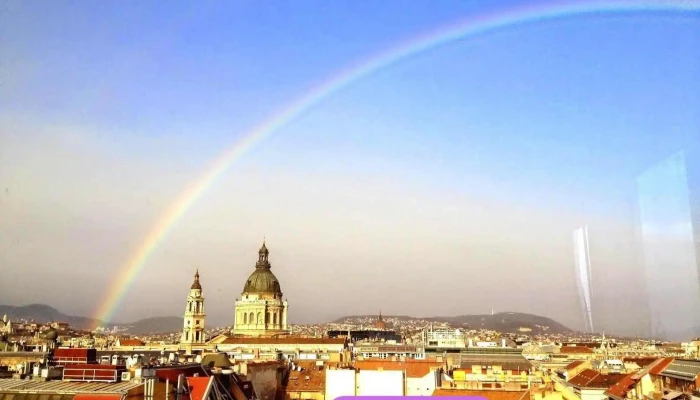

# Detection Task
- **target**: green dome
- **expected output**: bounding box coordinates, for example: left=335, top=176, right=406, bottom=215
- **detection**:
left=243, top=268, right=282, bottom=294
left=44, top=328, right=58, bottom=341
left=243, top=241, right=282, bottom=295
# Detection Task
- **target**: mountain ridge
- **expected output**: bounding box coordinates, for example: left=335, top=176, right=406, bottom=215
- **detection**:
left=2, top=304, right=574, bottom=335
left=0, top=304, right=182, bottom=334
left=333, top=312, right=574, bottom=334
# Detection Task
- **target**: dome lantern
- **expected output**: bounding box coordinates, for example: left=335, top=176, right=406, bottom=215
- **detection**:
left=244, top=240, right=282, bottom=296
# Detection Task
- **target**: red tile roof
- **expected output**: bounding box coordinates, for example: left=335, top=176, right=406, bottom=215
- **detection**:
left=604, top=372, right=637, bottom=400
left=560, top=346, right=594, bottom=354
left=649, top=358, right=674, bottom=376
left=566, top=361, right=585, bottom=370
left=568, top=369, right=628, bottom=389
left=285, top=363, right=326, bottom=393
left=432, top=389, right=530, bottom=400
left=354, top=359, right=444, bottom=378
left=186, top=377, right=211, bottom=400
left=605, top=359, right=668, bottom=400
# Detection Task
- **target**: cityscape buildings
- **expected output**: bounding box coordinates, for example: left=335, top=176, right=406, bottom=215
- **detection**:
left=573, top=226, right=594, bottom=333
left=2, top=240, right=700, bottom=400
left=636, top=149, right=700, bottom=340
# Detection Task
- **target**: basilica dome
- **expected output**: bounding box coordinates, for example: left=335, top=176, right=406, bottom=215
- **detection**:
left=242, top=242, right=283, bottom=295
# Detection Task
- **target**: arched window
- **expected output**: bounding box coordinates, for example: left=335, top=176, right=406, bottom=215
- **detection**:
left=273, top=312, right=278, bottom=324
left=249, top=312, right=254, bottom=324
left=243, top=313, right=247, bottom=324
left=257, top=312, right=262, bottom=324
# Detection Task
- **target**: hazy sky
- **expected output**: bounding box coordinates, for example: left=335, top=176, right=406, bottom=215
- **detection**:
left=1, top=0, right=699, bottom=336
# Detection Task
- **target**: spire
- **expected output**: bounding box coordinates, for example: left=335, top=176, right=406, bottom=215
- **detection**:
left=191, top=268, right=202, bottom=290
left=257, top=240, right=270, bottom=267
left=379, top=310, right=383, bottom=322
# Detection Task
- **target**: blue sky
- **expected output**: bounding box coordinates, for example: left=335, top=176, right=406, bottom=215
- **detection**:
left=1, top=0, right=699, bottom=335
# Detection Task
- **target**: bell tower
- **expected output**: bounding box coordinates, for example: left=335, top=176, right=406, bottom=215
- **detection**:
left=181, top=269, right=206, bottom=344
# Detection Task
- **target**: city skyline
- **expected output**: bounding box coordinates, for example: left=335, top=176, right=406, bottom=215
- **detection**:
left=1, top=1, right=699, bottom=336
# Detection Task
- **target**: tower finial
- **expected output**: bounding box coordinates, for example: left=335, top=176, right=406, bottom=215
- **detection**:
left=191, top=268, right=202, bottom=290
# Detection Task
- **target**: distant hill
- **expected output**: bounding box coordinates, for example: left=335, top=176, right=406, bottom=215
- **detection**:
left=118, top=317, right=183, bottom=335
left=0, top=304, right=102, bottom=330
left=333, top=312, right=573, bottom=334
left=0, top=304, right=181, bottom=334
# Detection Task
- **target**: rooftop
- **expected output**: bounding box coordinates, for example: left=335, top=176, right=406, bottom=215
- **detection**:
left=605, top=373, right=638, bottom=400
left=354, top=359, right=444, bottom=378
left=285, top=362, right=325, bottom=392
left=432, top=389, right=530, bottom=400
left=649, top=358, right=675, bottom=376
left=560, top=346, right=594, bottom=354
left=660, top=360, right=700, bottom=381
left=565, top=360, right=585, bottom=370
left=221, top=337, right=345, bottom=345
left=568, top=369, right=628, bottom=389
left=0, top=380, right=141, bottom=394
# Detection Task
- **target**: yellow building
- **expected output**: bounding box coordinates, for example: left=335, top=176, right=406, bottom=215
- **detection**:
left=232, top=242, right=290, bottom=337
left=181, top=269, right=206, bottom=344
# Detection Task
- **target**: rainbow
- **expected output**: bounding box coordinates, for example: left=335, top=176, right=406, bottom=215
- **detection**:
left=92, top=0, right=700, bottom=327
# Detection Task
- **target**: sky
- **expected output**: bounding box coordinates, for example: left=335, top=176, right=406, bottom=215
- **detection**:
left=0, top=0, right=699, bottom=337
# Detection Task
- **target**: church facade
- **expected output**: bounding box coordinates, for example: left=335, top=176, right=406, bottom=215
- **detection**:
left=232, top=242, right=290, bottom=337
